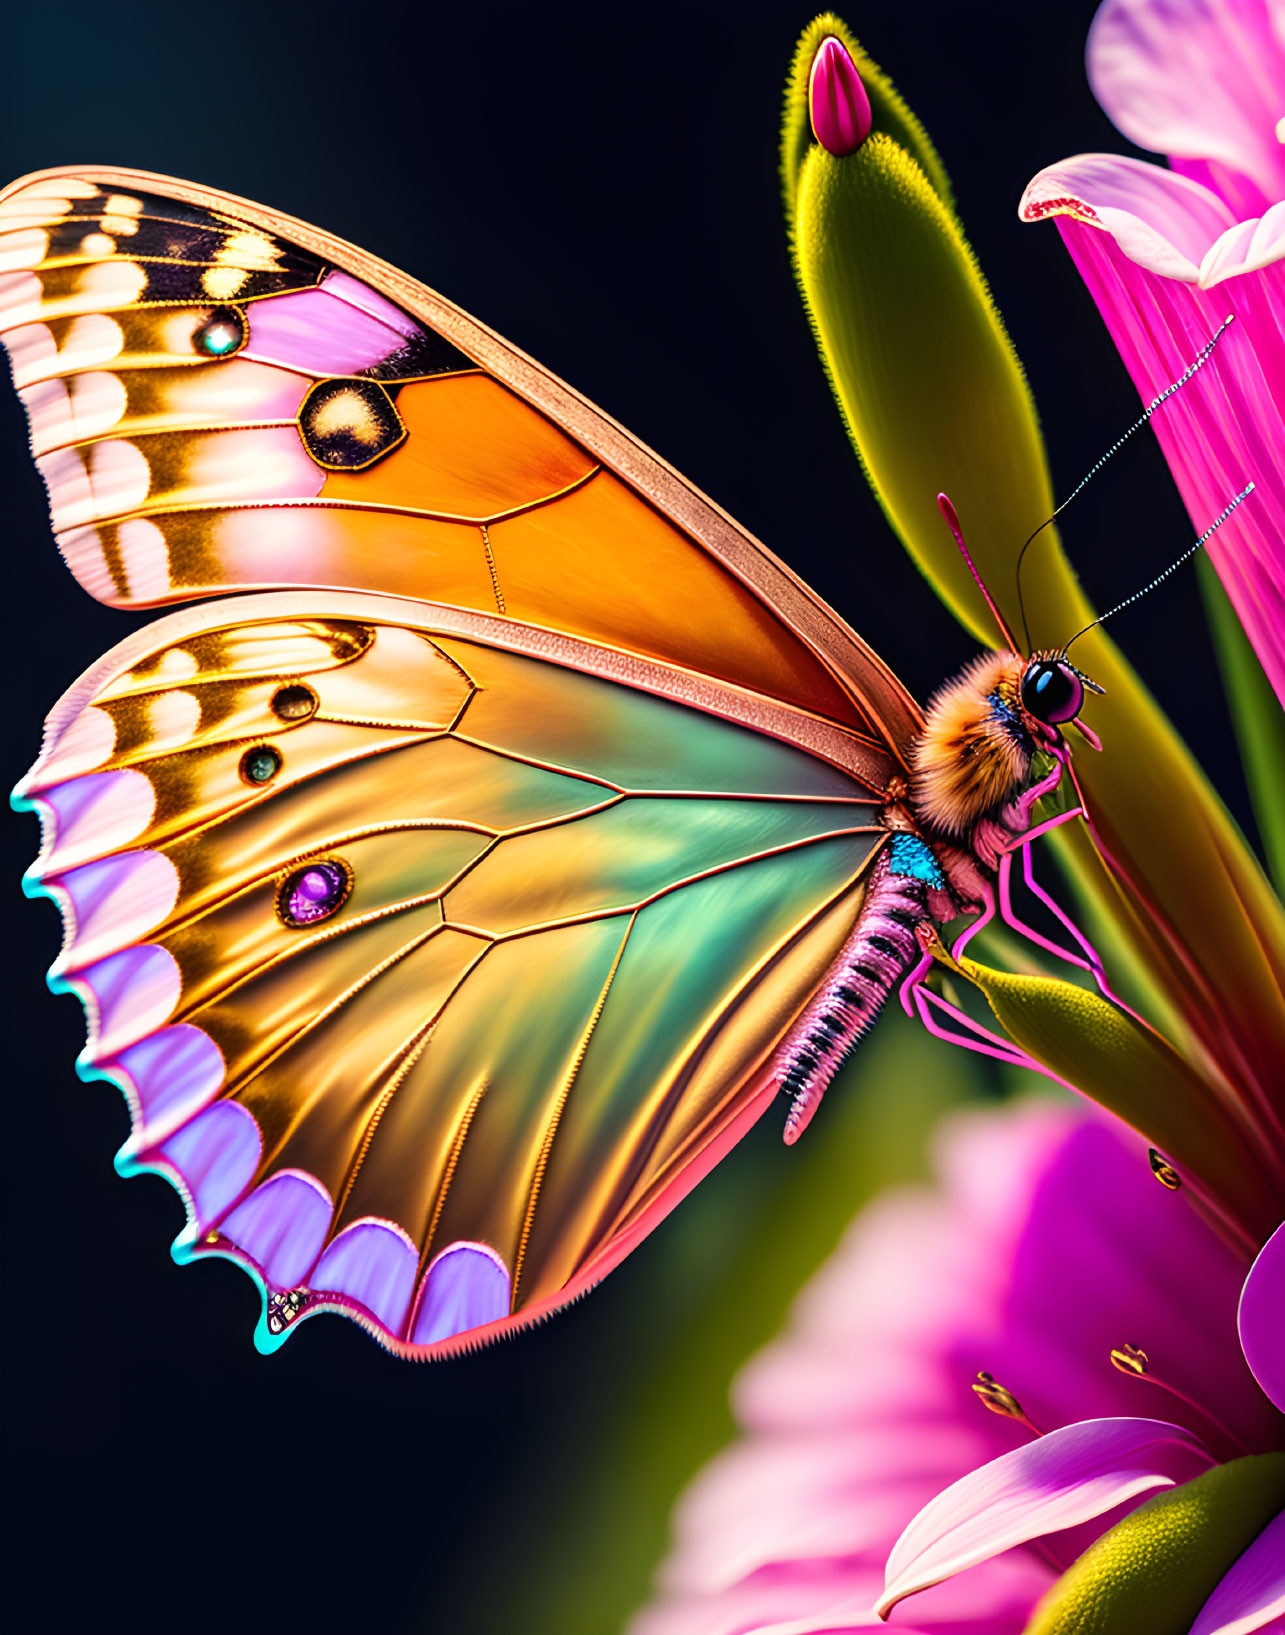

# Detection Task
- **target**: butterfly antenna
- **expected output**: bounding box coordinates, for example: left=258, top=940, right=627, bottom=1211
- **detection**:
left=1062, top=482, right=1254, bottom=656
left=1015, top=314, right=1236, bottom=650
left=937, top=492, right=1020, bottom=652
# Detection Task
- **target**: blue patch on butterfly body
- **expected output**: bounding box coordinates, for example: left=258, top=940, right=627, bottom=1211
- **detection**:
left=887, top=833, right=945, bottom=889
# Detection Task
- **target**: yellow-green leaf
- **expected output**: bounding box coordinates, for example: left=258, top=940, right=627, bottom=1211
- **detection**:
left=793, top=132, right=1046, bottom=647
left=1023, top=1453, right=1285, bottom=1634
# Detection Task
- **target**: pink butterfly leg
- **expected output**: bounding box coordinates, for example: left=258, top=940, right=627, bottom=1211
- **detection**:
left=897, top=879, right=996, bottom=1030
left=897, top=933, right=1052, bottom=1074
left=995, top=806, right=1145, bottom=1018
left=898, top=745, right=1137, bottom=1070
left=997, top=807, right=1097, bottom=974
left=977, top=745, right=1115, bottom=993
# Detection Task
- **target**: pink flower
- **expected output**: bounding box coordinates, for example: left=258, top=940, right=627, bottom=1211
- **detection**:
left=1019, top=0, right=1285, bottom=703
left=879, top=1219, right=1284, bottom=1628
left=633, top=1101, right=1283, bottom=1634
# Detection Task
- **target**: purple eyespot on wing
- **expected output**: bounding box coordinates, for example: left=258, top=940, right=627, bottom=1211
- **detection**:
left=277, top=860, right=351, bottom=927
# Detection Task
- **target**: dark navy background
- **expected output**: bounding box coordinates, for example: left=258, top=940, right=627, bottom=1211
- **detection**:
left=0, top=4, right=1252, bottom=1631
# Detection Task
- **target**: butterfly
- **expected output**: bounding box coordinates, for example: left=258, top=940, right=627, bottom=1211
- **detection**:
left=1, top=167, right=1101, bottom=1359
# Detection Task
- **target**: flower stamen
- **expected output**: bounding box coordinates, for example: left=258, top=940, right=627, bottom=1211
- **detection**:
left=971, top=1371, right=1044, bottom=1437
left=1107, top=1343, right=1250, bottom=1457
left=1109, top=1342, right=1148, bottom=1376
left=1147, top=1148, right=1182, bottom=1189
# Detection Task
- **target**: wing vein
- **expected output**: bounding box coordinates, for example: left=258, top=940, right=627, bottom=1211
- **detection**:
left=461, top=825, right=884, bottom=943
left=419, top=1080, right=490, bottom=1275
left=479, top=524, right=506, bottom=615
left=56, top=464, right=602, bottom=531
left=509, top=912, right=637, bottom=1310
left=214, top=919, right=459, bottom=1104
left=329, top=1019, right=438, bottom=1230
left=593, top=844, right=887, bottom=1255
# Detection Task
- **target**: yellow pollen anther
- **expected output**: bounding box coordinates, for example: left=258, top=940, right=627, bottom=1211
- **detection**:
left=1148, top=1148, right=1182, bottom=1189
left=1110, top=1343, right=1149, bottom=1377
left=973, top=1371, right=1027, bottom=1422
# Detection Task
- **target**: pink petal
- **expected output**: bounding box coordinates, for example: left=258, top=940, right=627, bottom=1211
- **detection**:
left=1088, top=0, right=1285, bottom=220
left=1238, top=1222, right=1285, bottom=1414
left=665, top=1426, right=988, bottom=1595
left=1190, top=1512, right=1285, bottom=1635
left=1020, top=153, right=1238, bottom=281
left=1200, top=201, right=1285, bottom=286
left=639, top=1102, right=1271, bottom=1635
left=876, top=1418, right=1209, bottom=1618
left=1019, top=184, right=1285, bottom=709
left=631, top=1552, right=1050, bottom=1635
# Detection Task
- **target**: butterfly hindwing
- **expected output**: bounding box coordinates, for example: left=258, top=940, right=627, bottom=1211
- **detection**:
left=17, top=593, right=885, bottom=1353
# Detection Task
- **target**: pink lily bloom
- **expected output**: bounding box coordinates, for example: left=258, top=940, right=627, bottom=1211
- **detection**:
left=633, top=1101, right=1283, bottom=1635
left=1019, top=0, right=1285, bottom=703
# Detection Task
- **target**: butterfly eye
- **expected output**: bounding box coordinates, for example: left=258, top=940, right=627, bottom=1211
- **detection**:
left=240, top=745, right=282, bottom=785
left=277, top=860, right=352, bottom=928
left=193, top=306, right=246, bottom=358
left=1020, top=659, right=1084, bottom=724
left=271, top=683, right=319, bottom=722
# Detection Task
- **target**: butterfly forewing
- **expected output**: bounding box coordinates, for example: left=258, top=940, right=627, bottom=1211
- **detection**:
left=0, top=168, right=920, bottom=751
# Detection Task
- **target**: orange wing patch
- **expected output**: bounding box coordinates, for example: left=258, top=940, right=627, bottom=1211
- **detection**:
left=320, top=373, right=595, bottom=516
left=487, top=466, right=863, bottom=723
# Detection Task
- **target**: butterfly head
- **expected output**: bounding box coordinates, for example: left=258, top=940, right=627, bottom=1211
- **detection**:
left=1019, top=655, right=1103, bottom=729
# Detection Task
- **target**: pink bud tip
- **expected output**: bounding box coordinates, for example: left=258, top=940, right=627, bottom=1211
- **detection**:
left=808, top=37, right=873, bottom=157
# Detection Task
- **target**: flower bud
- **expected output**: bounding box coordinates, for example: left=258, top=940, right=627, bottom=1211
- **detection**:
left=808, top=36, right=872, bottom=156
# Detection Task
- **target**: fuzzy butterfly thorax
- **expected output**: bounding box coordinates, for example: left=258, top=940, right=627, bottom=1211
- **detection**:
left=911, top=651, right=1060, bottom=843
